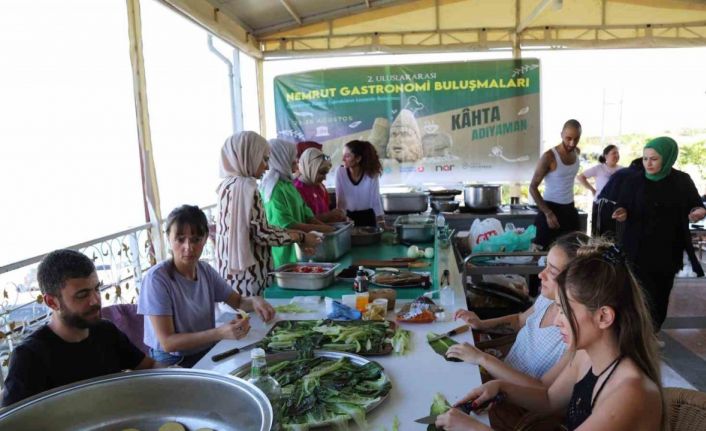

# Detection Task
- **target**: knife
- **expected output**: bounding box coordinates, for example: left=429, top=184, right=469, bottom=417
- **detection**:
left=211, top=340, right=260, bottom=362
left=413, top=394, right=505, bottom=424
left=427, top=325, right=470, bottom=343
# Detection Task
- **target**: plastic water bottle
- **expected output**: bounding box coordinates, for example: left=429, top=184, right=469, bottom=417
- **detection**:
left=436, top=213, right=446, bottom=232
left=439, top=283, right=455, bottom=322
left=248, top=348, right=282, bottom=429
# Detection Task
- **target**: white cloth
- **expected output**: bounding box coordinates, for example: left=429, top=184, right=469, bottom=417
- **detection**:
left=216, top=132, right=268, bottom=274
left=260, top=138, right=296, bottom=202
left=582, top=163, right=622, bottom=201
left=334, top=165, right=384, bottom=216
left=543, top=147, right=580, bottom=205
left=298, top=148, right=331, bottom=185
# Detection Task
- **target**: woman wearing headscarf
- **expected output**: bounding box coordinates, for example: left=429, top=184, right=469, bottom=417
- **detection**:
left=261, top=138, right=334, bottom=268
left=294, top=148, right=347, bottom=222
left=612, top=137, right=706, bottom=331
left=216, top=132, right=321, bottom=297
left=577, top=144, right=622, bottom=235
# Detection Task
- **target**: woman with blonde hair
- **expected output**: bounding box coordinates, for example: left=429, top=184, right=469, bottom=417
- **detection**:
left=436, top=240, right=664, bottom=431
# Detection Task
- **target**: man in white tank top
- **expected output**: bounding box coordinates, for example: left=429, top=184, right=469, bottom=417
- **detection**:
left=529, top=119, right=582, bottom=249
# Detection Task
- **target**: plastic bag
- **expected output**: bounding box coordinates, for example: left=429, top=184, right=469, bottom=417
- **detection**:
left=473, top=225, right=536, bottom=253
left=470, top=218, right=504, bottom=251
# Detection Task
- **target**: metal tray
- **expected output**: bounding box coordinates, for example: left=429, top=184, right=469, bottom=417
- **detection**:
left=262, top=319, right=397, bottom=355
left=295, top=222, right=352, bottom=261
left=381, top=192, right=429, bottom=213
left=271, top=262, right=339, bottom=290
left=0, top=369, right=272, bottom=431
left=231, top=351, right=391, bottom=429
left=394, top=214, right=435, bottom=243
left=371, top=270, right=430, bottom=288
left=351, top=226, right=383, bottom=246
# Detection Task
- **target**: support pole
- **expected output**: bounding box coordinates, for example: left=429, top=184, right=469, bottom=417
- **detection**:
left=125, top=0, right=165, bottom=262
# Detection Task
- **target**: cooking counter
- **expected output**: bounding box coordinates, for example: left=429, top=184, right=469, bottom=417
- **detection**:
left=264, top=242, right=438, bottom=300
left=385, top=205, right=589, bottom=233
left=195, top=244, right=489, bottom=429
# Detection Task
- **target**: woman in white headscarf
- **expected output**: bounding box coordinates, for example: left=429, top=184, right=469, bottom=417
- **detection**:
left=294, top=147, right=347, bottom=222
left=216, top=132, right=321, bottom=297
left=261, top=139, right=334, bottom=268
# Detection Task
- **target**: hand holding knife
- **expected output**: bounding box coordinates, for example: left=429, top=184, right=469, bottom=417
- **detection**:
left=413, top=393, right=506, bottom=424
left=427, top=324, right=470, bottom=342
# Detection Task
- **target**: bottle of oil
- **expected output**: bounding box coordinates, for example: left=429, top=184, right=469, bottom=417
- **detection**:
left=353, top=266, right=369, bottom=293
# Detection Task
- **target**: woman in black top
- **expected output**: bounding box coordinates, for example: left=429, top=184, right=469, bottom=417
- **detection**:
left=435, top=240, right=663, bottom=431
left=612, top=136, right=706, bottom=331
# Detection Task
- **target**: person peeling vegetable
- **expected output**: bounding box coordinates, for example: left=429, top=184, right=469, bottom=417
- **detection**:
left=138, top=205, right=277, bottom=367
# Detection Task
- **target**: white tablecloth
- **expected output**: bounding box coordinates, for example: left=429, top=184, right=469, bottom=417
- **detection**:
left=194, top=245, right=489, bottom=429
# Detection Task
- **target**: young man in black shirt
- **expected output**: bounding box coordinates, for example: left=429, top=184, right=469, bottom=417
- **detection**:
left=2, top=249, right=157, bottom=407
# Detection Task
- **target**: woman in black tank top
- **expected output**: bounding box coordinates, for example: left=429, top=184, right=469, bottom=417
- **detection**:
left=434, top=241, right=664, bottom=431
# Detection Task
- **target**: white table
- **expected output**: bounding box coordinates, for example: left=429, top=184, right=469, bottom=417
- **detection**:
left=195, top=245, right=489, bottom=429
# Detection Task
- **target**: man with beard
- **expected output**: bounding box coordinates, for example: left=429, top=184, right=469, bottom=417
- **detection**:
left=529, top=119, right=582, bottom=250
left=386, top=109, right=423, bottom=162
left=2, top=249, right=156, bottom=406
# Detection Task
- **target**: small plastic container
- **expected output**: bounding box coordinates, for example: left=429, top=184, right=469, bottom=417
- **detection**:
left=372, top=298, right=388, bottom=311
left=355, top=291, right=370, bottom=312
left=341, top=294, right=357, bottom=309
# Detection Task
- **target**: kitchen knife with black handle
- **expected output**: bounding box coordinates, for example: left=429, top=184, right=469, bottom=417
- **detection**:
left=211, top=340, right=260, bottom=362
left=427, top=324, right=470, bottom=342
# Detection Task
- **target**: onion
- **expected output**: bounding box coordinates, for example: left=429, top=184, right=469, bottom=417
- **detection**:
left=407, top=245, right=419, bottom=258
left=424, top=247, right=435, bottom=258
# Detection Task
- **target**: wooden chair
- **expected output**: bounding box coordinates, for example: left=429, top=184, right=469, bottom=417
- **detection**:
left=665, top=387, right=706, bottom=431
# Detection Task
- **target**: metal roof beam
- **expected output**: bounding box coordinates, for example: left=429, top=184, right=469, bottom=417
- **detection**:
left=260, top=22, right=706, bottom=58
left=517, top=0, right=554, bottom=34
left=280, top=0, right=302, bottom=25
left=255, top=0, right=414, bottom=36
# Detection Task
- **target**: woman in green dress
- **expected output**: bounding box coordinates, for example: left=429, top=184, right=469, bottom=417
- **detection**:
left=260, top=138, right=334, bottom=267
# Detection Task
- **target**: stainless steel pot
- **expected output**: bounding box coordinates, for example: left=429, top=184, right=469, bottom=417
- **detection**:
left=463, top=184, right=502, bottom=210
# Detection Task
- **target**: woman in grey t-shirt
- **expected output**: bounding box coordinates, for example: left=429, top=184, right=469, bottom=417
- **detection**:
left=138, top=205, right=276, bottom=366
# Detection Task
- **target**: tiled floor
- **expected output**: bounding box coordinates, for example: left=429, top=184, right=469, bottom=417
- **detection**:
left=660, top=276, right=706, bottom=391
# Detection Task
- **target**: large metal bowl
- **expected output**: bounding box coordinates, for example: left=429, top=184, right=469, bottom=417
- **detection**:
left=351, top=226, right=383, bottom=246
left=231, top=350, right=391, bottom=429
left=0, top=369, right=273, bottom=431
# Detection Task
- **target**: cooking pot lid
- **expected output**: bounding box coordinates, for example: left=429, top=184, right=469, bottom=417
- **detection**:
left=463, top=184, right=501, bottom=188
left=428, top=189, right=462, bottom=196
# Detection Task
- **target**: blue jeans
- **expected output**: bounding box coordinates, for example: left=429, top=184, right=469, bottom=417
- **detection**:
left=149, top=348, right=183, bottom=366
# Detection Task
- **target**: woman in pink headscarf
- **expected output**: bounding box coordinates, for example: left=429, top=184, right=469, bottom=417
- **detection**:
left=215, top=131, right=321, bottom=297
left=294, top=147, right=347, bottom=222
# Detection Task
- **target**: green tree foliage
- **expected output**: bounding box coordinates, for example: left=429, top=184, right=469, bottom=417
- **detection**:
left=677, top=140, right=706, bottom=180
